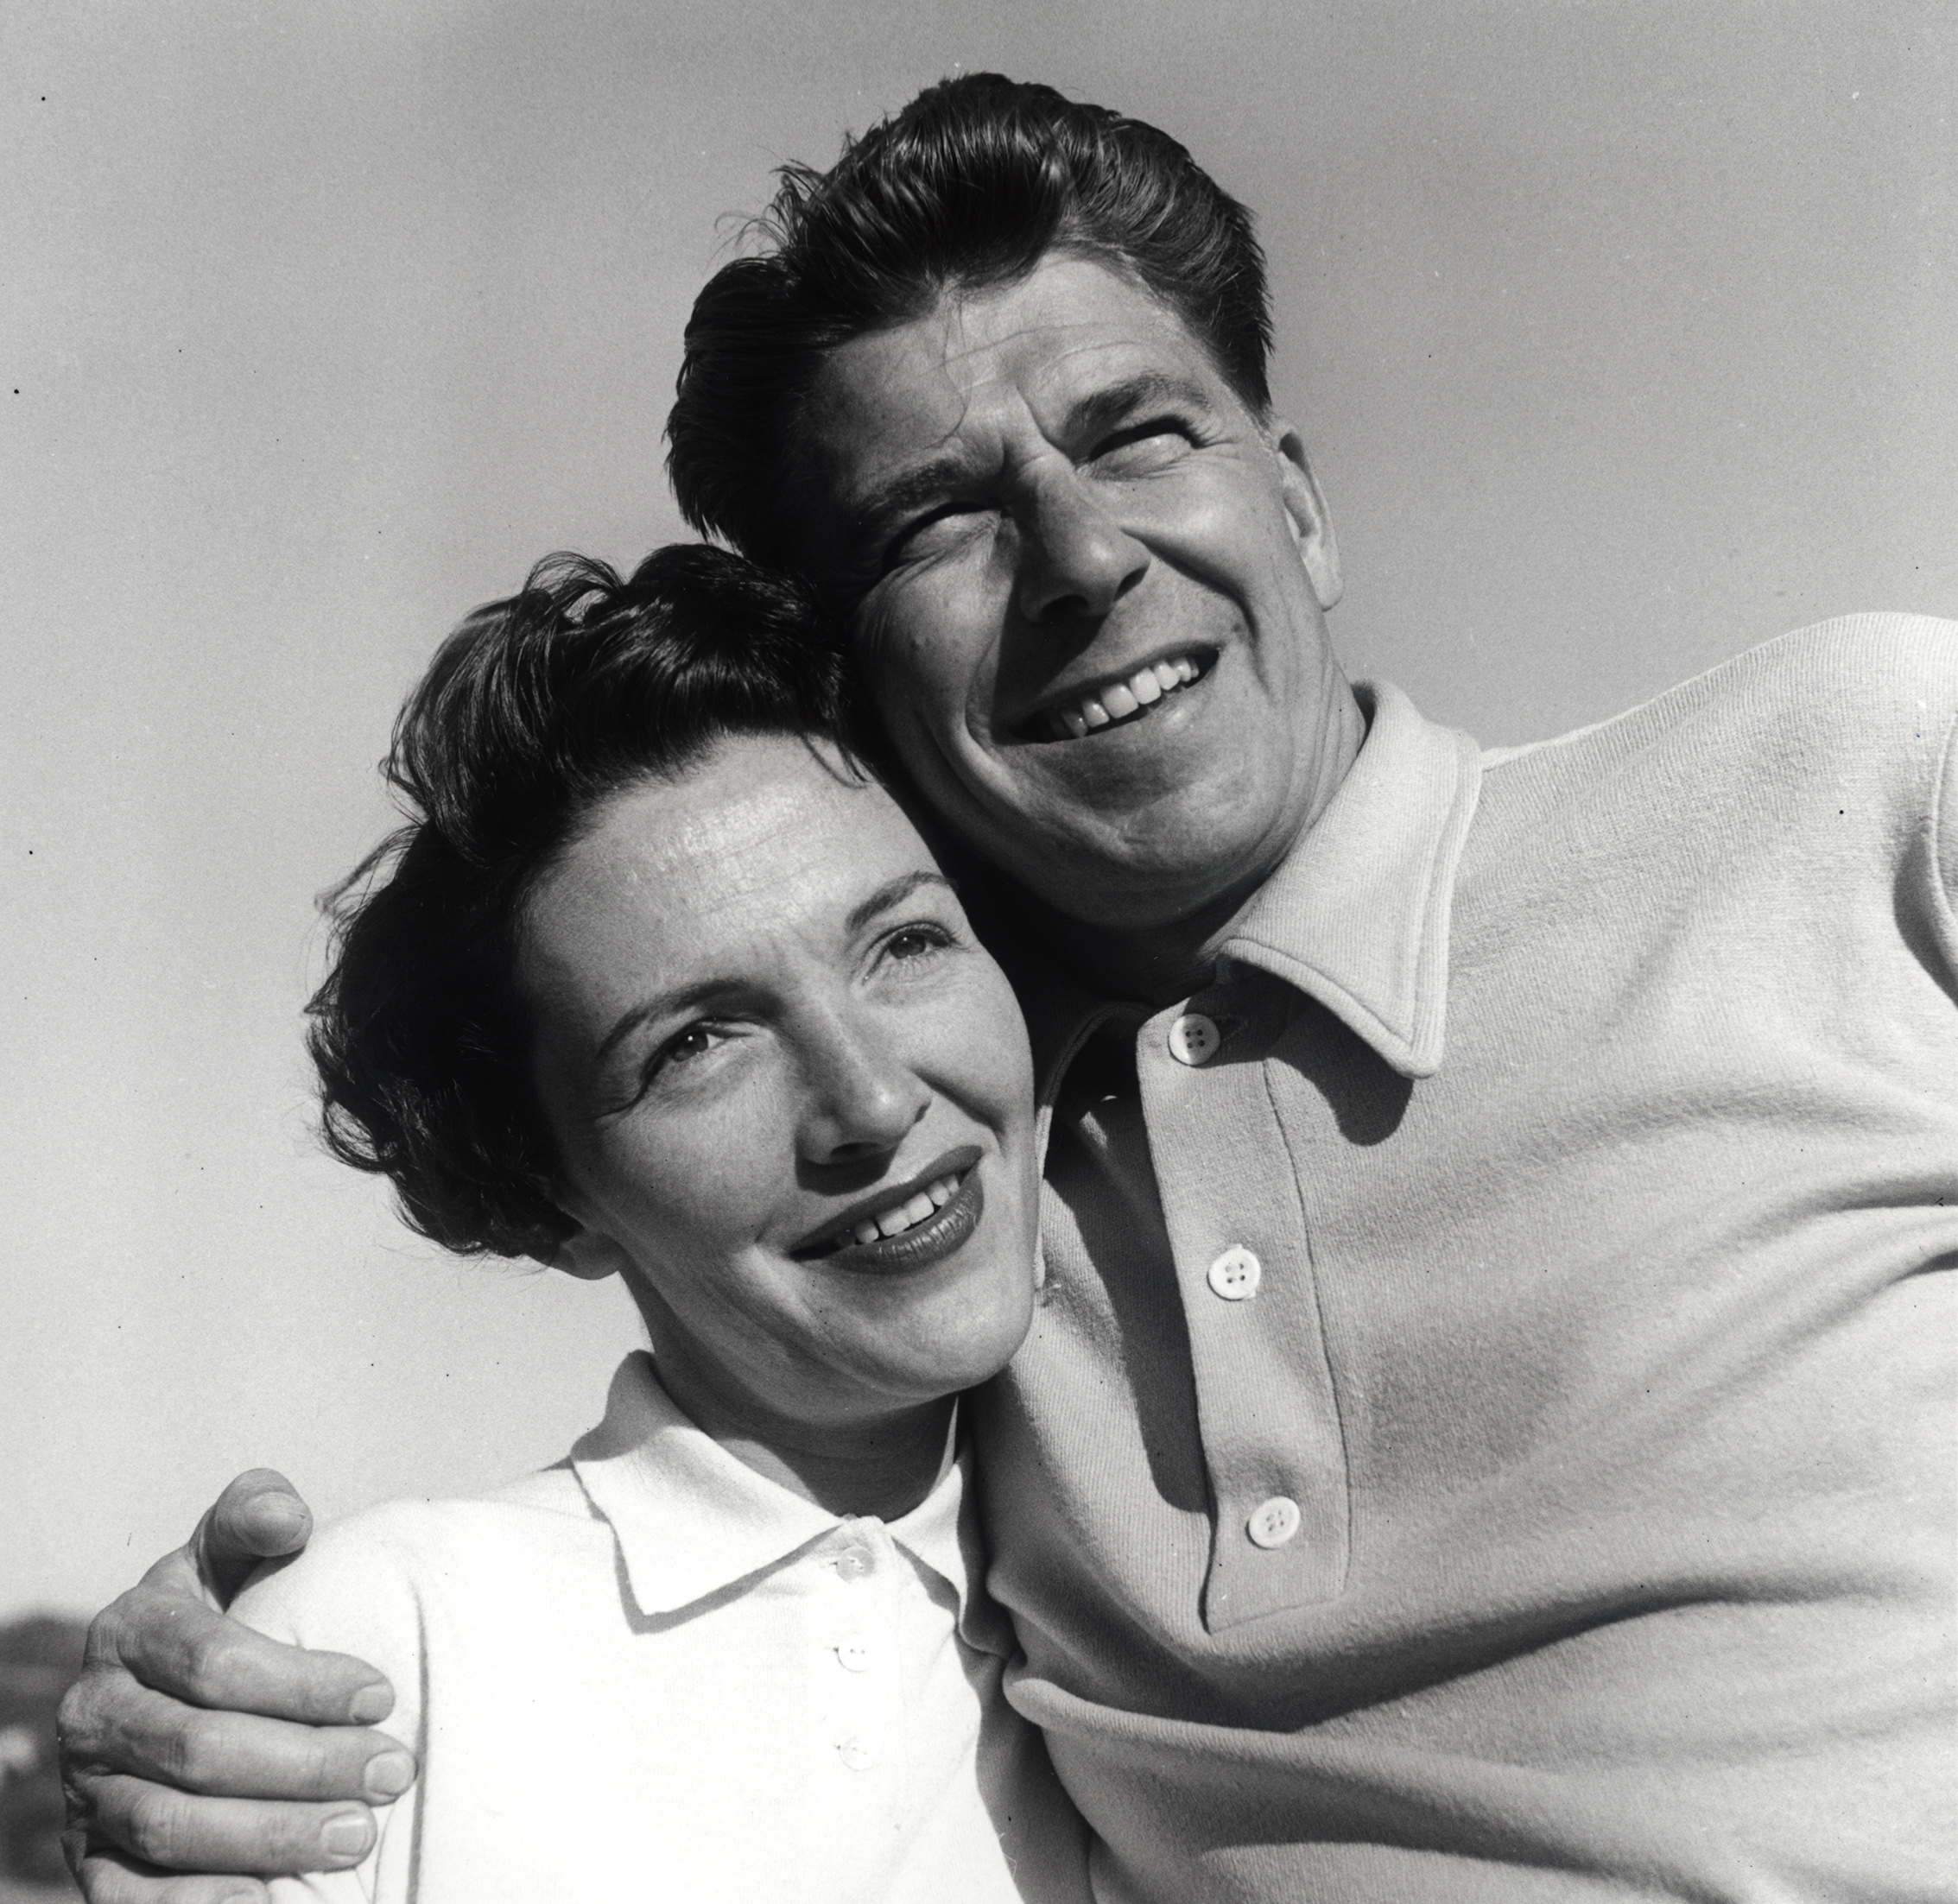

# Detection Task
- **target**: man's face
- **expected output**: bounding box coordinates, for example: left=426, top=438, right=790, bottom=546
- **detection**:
left=801, top=253, right=1351, bottom=931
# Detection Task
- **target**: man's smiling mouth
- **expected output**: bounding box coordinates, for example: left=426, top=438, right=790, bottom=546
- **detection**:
left=1027, top=649, right=1214, bottom=742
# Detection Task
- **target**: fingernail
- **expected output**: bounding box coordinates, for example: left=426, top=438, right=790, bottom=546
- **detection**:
left=347, top=1680, right=392, bottom=1724
left=260, top=1493, right=308, bottom=1534
left=321, top=1811, right=374, bottom=1861
left=364, top=1749, right=415, bottom=1800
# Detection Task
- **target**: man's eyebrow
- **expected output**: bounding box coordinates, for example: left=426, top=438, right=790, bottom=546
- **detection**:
left=850, top=370, right=1213, bottom=549
left=852, top=454, right=978, bottom=549
left=844, top=869, right=957, bottom=935
left=1059, top=369, right=1211, bottom=446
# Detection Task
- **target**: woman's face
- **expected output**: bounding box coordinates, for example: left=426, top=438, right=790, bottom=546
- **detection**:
left=517, top=731, right=1038, bottom=1439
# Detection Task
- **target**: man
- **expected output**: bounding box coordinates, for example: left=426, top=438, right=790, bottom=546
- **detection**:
left=60, top=74, right=1956, bottom=1901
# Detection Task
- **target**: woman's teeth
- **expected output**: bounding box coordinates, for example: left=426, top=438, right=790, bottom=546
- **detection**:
left=848, top=1172, right=963, bottom=1246
left=1048, top=655, right=1201, bottom=740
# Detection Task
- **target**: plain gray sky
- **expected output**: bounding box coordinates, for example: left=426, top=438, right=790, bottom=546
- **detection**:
left=3, top=0, right=1954, bottom=1621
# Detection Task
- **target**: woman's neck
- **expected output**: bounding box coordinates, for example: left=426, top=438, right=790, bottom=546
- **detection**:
left=645, top=1328, right=959, bottom=1522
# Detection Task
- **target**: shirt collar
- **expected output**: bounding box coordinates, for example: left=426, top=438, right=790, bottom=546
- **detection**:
left=568, top=1352, right=990, bottom=1641
left=1021, top=679, right=1482, bottom=1110
left=1217, top=680, right=1481, bottom=1080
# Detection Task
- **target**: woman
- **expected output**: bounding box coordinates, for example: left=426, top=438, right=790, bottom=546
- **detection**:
left=237, top=544, right=1091, bottom=1901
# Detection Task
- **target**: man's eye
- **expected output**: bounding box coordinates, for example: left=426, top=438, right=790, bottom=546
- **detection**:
left=888, top=503, right=985, bottom=566
left=1090, top=422, right=1191, bottom=473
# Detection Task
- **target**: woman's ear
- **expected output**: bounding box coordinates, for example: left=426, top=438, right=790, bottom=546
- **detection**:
left=547, top=1223, right=633, bottom=1282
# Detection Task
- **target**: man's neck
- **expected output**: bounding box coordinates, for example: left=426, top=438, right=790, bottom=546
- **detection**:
left=1041, top=875, right=1268, bottom=1007
left=1004, top=675, right=1370, bottom=1008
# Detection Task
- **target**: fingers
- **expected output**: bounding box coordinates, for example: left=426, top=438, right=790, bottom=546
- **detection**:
left=74, top=1845, right=272, bottom=1904
left=63, top=1676, right=414, bottom=1803
left=196, top=1470, right=314, bottom=1604
left=59, top=1560, right=410, bottom=1887
left=71, top=1781, right=377, bottom=1878
left=84, top=1580, right=393, bottom=1725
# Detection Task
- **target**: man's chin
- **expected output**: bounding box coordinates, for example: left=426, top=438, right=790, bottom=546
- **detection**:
left=987, top=817, right=1273, bottom=934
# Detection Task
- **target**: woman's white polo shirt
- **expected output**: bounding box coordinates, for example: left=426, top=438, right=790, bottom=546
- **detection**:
left=238, top=1352, right=1090, bottom=1903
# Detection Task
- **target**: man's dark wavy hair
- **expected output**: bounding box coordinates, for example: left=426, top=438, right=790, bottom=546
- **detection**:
left=307, top=542, right=872, bottom=1262
left=666, top=72, right=1273, bottom=573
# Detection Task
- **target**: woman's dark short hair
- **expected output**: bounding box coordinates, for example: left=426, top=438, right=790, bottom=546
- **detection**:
left=666, top=72, right=1272, bottom=575
left=307, top=542, right=871, bottom=1262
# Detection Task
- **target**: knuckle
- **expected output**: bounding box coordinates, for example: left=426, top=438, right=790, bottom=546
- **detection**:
left=58, top=1665, right=116, bottom=1767
left=296, top=1729, right=351, bottom=1798
left=61, top=1818, right=93, bottom=1885
left=162, top=1712, right=219, bottom=1790
left=88, top=1580, right=168, bottom=1666
left=163, top=1882, right=269, bottom=1904
left=178, top=1624, right=238, bottom=1696
left=126, top=1787, right=191, bottom=1867
left=57, top=1672, right=100, bottom=1750
left=75, top=1855, right=125, bottom=1904
left=77, top=1857, right=142, bottom=1904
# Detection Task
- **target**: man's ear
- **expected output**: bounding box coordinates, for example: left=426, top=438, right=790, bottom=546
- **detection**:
left=1271, top=423, right=1343, bottom=611
left=547, top=1223, right=633, bottom=1282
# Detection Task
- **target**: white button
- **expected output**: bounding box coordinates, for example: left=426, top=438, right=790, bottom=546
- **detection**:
left=837, top=1735, right=878, bottom=1771
left=835, top=1546, right=874, bottom=1581
left=835, top=1635, right=875, bottom=1673
left=1207, top=1246, right=1262, bottom=1300
left=1246, top=1496, right=1302, bottom=1549
left=1168, top=1013, right=1221, bottom=1066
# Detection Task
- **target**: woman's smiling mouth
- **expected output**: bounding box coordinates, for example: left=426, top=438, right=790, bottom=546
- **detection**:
left=794, top=1143, right=987, bottom=1274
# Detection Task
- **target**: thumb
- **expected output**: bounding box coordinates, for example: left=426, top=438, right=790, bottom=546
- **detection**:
left=192, top=1468, right=315, bottom=1607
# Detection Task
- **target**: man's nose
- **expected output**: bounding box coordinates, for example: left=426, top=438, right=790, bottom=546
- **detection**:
left=795, top=1011, right=931, bottom=1167
left=1014, top=468, right=1150, bottom=624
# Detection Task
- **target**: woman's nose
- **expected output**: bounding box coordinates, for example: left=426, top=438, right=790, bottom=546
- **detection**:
left=1013, top=469, right=1150, bottom=624
left=795, top=1015, right=931, bottom=1166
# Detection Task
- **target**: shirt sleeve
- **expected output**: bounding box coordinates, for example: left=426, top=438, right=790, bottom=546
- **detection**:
left=231, top=1509, right=434, bottom=1904
left=1934, top=707, right=1958, bottom=962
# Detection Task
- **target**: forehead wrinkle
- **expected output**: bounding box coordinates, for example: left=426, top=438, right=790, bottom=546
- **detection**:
left=542, top=778, right=840, bottom=955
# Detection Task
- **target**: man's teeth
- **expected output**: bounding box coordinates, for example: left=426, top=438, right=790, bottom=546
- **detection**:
left=1049, top=656, right=1201, bottom=740
left=848, top=1173, right=963, bottom=1246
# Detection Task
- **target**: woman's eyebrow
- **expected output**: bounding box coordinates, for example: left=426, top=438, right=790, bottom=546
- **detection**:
left=843, top=870, right=956, bottom=934
left=589, top=876, right=951, bottom=1066
left=592, top=977, right=746, bottom=1066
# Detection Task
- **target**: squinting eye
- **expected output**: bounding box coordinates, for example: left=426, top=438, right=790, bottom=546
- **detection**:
left=889, top=503, right=985, bottom=567
left=1092, top=422, right=1190, bottom=471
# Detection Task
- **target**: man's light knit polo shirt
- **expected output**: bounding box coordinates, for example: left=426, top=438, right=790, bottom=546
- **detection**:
left=238, top=1353, right=1091, bottom=1904
left=971, top=615, right=1958, bottom=1901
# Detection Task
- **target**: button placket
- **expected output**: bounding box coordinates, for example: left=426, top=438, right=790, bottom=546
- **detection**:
left=821, top=1523, right=898, bottom=1789
left=1134, top=990, right=1353, bottom=1625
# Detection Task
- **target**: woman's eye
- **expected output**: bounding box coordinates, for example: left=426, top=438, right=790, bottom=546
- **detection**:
left=882, top=922, right=954, bottom=964
left=652, top=1023, right=726, bottom=1078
